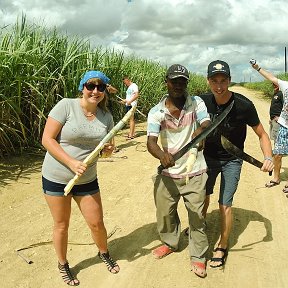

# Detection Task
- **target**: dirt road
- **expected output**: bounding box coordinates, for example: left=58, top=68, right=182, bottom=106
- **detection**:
left=1, top=86, right=288, bottom=288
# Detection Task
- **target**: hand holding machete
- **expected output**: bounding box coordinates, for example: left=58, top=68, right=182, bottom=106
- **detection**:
left=221, top=136, right=273, bottom=175
left=157, top=100, right=234, bottom=174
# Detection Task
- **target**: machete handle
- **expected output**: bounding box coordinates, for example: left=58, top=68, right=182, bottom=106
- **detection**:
left=157, top=164, right=164, bottom=174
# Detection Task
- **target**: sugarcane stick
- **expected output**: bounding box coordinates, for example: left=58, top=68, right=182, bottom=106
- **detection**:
left=185, top=148, right=198, bottom=185
left=64, top=106, right=136, bottom=196
left=114, top=94, right=146, bottom=118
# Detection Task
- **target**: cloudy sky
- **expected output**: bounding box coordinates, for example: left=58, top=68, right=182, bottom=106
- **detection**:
left=1, top=0, right=287, bottom=83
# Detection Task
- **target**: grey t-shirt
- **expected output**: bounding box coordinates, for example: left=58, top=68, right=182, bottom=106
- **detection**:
left=42, top=98, right=114, bottom=184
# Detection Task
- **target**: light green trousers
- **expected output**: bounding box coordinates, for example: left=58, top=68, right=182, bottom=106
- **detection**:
left=152, top=172, right=208, bottom=262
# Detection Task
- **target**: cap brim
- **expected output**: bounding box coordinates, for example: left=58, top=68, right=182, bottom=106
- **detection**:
left=167, top=74, right=189, bottom=80
left=208, top=71, right=230, bottom=78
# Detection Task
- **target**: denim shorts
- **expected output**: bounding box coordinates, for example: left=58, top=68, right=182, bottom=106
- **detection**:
left=42, top=176, right=100, bottom=197
left=205, top=156, right=243, bottom=206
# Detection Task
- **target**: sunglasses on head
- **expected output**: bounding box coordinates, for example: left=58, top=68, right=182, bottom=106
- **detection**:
left=84, top=83, right=107, bottom=92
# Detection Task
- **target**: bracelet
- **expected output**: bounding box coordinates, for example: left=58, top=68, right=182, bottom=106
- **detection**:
left=257, top=67, right=261, bottom=72
left=264, top=156, right=273, bottom=162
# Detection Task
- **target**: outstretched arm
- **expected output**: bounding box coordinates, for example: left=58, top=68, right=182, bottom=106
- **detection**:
left=251, top=62, right=279, bottom=86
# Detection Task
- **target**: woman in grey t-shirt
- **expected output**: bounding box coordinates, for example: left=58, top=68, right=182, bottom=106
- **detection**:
left=42, top=70, right=119, bottom=286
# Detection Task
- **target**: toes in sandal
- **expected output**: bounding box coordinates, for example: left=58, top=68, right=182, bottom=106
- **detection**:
left=152, top=244, right=174, bottom=259
left=265, top=180, right=280, bottom=188
left=210, top=247, right=228, bottom=268
left=98, top=251, right=120, bottom=274
left=58, top=262, right=80, bottom=286
left=283, top=185, right=288, bottom=193
left=191, top=261, right=207, bottom=278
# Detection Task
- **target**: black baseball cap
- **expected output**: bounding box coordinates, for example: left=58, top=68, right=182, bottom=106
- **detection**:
left=207, top=60, right=230, bottom=78
left=166, top=64, right=189, bottom=80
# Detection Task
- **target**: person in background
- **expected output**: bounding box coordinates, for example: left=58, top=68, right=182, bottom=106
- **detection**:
left=122, top=76, right=139, bottom=139
left=147, top=64, right=211, bottom=278
left=41, top=70, right=120, bottom=286
left=106, top=84, right=120, bottom=152
left=265, top=83, right=284, bottom=188
left=251, top=61, right=288, bottom=193
left=200, top=60, right=274, bottom=269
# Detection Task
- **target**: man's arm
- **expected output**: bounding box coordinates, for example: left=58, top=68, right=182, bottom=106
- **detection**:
left=251, top=63, right=279, bottom=86
left=252, top=123, right=274, bottom=172
left=106, top=84, right=118, bottom=94
left=126, top=91, right=139, bottom=105
left=147, top=135, right=175, bottom=168
left=192, top=120, right=211, bottom=137
left=192, top=120, right=211, bottom=150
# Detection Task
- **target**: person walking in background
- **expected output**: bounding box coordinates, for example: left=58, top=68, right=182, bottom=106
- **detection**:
left=41, top=70, right=120, bottom=286
left=105, top=83, right=120, bottom=152
left=200, top=60, right=274, bottom=269
left=147, top=64, right=211, bottom=278
left=251, top=60, right=288, bottom=193
left=265, top=83, right=284, bottom=188
left=122, top=76, right=139, bottom=139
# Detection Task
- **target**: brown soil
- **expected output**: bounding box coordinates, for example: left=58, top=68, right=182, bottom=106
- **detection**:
left=1, top=86, right=288, bottom=288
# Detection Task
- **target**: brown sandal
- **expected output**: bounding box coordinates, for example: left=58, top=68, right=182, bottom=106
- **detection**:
left=58, top=262, right=80, bottom=286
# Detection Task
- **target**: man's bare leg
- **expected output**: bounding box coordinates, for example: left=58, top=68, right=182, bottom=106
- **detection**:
left=272, top=154, right=282, bottom=182
left=210, top=204, right=231, bottom=267
left=129, top=114, right=135, bottom=138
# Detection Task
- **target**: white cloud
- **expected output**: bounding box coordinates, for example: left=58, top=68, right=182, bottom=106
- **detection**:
left=1, top=0, right=288, bottom=82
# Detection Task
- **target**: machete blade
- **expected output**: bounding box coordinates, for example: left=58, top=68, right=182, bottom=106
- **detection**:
left=157, top=100, right=234, bottom=174
left=221, top=135, right=272, bottom=175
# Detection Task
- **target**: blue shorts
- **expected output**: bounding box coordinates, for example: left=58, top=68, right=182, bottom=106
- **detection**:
left=205, top=156, right=243, bottom=206
left=42, top=177, right=100, bottom=197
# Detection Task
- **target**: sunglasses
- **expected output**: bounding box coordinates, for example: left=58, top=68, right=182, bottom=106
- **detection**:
left=84, top=83, right=106, bottom=92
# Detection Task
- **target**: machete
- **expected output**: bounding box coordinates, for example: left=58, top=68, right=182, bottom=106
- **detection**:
left=157, top=100, right=234, bottom=174
left=221, top=135, right=272, bottom=175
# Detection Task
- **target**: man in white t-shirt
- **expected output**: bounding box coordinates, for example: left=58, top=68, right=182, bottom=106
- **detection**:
left=122, top=76, right=139, bottom=139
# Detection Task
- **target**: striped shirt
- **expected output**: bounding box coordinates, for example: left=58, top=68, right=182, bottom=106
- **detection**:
left=147, top=94, right=210, bottom=178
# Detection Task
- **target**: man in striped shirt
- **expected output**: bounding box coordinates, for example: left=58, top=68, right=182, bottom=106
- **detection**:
left=147, top=64, right=211, bottom=278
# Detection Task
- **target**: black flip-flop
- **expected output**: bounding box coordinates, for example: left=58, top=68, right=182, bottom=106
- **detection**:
left=265, top=180, right=280, bottom=188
